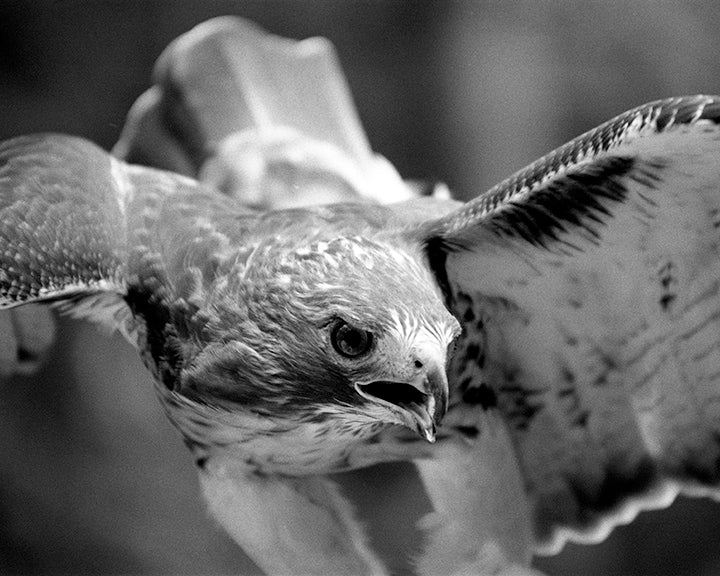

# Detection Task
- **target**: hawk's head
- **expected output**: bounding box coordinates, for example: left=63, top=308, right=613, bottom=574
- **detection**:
left=180, top=223, right=460, bottom=443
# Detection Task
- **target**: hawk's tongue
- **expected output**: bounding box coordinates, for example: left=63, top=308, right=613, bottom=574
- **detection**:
left=407, top=402, right=437, bottom=443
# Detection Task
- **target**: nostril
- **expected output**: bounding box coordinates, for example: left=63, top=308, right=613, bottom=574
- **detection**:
left=414, top=359, right=424, bottom=369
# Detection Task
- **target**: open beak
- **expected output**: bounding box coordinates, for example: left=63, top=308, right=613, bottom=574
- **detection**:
left=355, top=364, right=449, bottom=443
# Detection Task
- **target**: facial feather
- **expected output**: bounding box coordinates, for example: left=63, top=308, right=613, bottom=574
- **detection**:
left=176, top=221, right=457, bottom=429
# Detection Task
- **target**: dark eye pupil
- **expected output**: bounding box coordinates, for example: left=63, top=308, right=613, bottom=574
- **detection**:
left=331, top=321, right=372, bottom=358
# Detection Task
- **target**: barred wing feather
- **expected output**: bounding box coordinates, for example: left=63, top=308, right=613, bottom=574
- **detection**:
left=424, top=95, right=720, bottom=552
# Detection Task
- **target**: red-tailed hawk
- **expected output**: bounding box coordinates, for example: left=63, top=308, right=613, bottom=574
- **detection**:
left=2, top=17, right=720, bottom=576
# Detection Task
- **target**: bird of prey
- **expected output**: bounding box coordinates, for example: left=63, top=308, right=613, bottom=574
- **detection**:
left=3, top=16, right=720, bottom=576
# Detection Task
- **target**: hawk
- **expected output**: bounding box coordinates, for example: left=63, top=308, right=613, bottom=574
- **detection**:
left=3, top=17, right=720, bottom=576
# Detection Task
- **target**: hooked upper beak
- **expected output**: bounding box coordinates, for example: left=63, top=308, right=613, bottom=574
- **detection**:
left=355, top=364, right=449, bottom=443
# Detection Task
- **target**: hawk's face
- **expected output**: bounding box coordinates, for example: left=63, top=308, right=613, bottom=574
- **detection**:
left=180, top=232, right=460, bottom=442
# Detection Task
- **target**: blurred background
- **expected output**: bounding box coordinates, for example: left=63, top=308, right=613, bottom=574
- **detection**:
left=2, top=1, right=720, bottom=574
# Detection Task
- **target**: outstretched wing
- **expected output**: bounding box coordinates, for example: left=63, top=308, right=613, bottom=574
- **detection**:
left=0, top=134, right=132, bottom=375
left=422, top=95, right=720, bottom=553
left=0, top=134, right=129, bottom=309
left=0, top=133, right=245, bottom=332
left=114, top=16, right=410, bottom=208
left=0, top=130, right=259, bottom=375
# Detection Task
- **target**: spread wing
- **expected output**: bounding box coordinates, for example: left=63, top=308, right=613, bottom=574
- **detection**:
left=0, top=131, right=256, bottom=374
left=114, top=16, right=411, bottom=208
left=0, top=134, right=130, bottom=310
left=0, top=133, right=251, bottom=331
left=422, top=95, right=720, bottom=553
left=0, top=135, right=131, bottom=375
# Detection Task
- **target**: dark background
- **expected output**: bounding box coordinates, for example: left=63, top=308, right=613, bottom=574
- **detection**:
left=2, top=1, right=720, bottom=574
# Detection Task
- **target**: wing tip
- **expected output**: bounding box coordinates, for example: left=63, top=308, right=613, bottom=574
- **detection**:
left=534, top=453, right=720, bottom=556
left=533, top=478, right=681, bottom=555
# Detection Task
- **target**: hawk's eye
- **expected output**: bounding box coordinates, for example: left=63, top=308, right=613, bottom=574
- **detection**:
left=331, top=321, right=373, bottom=358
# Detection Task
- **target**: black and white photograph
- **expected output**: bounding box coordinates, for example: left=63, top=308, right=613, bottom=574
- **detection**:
left=2, top=2, right=720, bottom=575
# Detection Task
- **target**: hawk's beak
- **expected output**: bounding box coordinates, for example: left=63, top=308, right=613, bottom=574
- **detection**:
left=355, top=363, right=449, bottom=443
